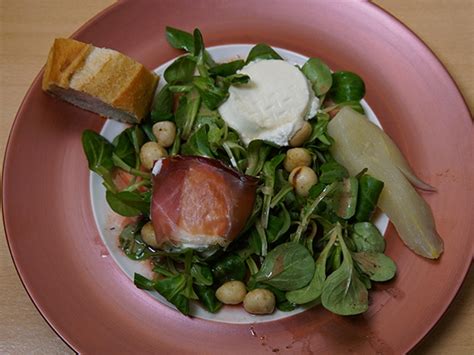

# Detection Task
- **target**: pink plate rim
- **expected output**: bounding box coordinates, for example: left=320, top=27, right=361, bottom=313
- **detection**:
left=2, top=0, right=473, bottom=353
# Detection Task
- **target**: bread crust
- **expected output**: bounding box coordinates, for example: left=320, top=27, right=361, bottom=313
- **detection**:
left=42, top=38, right=159, bottom=123
left=42, top=38, right=92, bottom=90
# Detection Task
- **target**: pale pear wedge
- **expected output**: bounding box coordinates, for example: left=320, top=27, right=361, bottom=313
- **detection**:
left=327, top=107, right=443, bottom=259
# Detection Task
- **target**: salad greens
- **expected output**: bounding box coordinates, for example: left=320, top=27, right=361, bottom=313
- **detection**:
left=82, top=26, right=396, bottom=317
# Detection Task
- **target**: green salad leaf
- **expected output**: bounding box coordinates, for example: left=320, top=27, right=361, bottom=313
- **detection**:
left=106, top=190, right=150, bottom=217
left=261, top=154, right=286, bottom=228
left=194, top=285, right=222, bottom=313
left=119, top=221, right=149, bottom=260
left=246, top=43, right=283, bottom=63
left=302, top=58, right=332, bottom=96
left=155, top=274, right=190, bottom=315
left=286, top=226, right=338, bottom=304
left=352, top=252, right=396, bottom=282
left=175, top=90, right=201, bottom=140
left=328, top=71, right=365, bottom=103
left=181, top=125, right=214, bottom=158
left=352, top=222, right=385, bottom=253
left=164, top=55, right=196, bottom=85
left=151, top=84, right=175, bottom=122
left=165, top=26, right=195, bottom=52
left=82, top=130, right=117, bottom=192
left=254, top=242, right=315, bottom=291
left=192, top=76, right=228, bottom=110
left=191, top=264, right=214, bottom=286
left=319, top=161, right=349, bottom=184
left=355, top=174, right=384, bottom=222
left=212, top=254, right=246, bottom=283
left=321, top=225, right=369, bottom=315
left=209, top=60, right=245, bottom=77
left=134, top=273, right=155, bottom=290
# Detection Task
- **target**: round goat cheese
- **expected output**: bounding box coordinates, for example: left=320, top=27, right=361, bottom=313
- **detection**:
left=218, top=59, right=319, bottom=146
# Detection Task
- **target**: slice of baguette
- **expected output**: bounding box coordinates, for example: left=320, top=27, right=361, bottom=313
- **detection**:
left=42, top=38, right=159, bottom=123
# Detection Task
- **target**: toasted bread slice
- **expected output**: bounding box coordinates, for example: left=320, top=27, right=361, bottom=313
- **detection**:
left=42, top=38, right=158, bottom=123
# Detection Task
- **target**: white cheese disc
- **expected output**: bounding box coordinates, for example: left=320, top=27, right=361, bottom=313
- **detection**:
left=218, top=59, right=319, bottom=146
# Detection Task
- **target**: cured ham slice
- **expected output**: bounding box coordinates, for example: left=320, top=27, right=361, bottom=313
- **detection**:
left=151, top=156, right=258, bottom=249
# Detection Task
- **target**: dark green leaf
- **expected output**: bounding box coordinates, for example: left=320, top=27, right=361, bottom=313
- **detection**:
left=241, top=194, right=263, bottom=234
left=106, top=190, right=150, bottom=217
left=153, top=265, right=176, bottom=277
left=352, top=222, right=385, bottom=253
left=321, top=227, right=368, bottom=315
left=170, top=127, right=181, bottom=155
left=112, top=153, right=151, bottom=179
left=352, top=252, right=396, bottom=282
left=321, top=263, right=368, bottom=315
left=194, top=285, right=222, bottom=313
left=307, top=113, right=330, bottom=144
left=267, top=204, right=291, bottom=244
left=119, top=221, right=149, bottom=260
left=261, top=154, right=286, bottom=228
left=134, top=273, right=155, bottom=290
left=211, top=254, right=246, bottom=283
left=175, top=90, right=201, bottom=139
left=270, top=180, right=293, bottom=208
left=141, top=123, right=157, bottom=142
left=358, top=271, right=372, bottom=289
left=193, top=28, right=204, bottom=57
left=328, top=71, right=365, bottom=103
left=82, top=130, right=115, bottom=177
left=254, top=242, right=315, bottom=291
left=319, top=161, right=349, bottom=184
left=301, top=58, right=332, bottom=96
left=181, top=125, right=214, bottom=158
left=355, top=174, right=384, bottom=222
left=246, top=43, right=283, bottom=64
left=168, top=84, right=194, bottom=93
left=330, top=177, right=358, bottom=219
left=277, top=301, right=298, bottom=312
left=286, top=227, right=338, bottom=304
left=113, top=128, right=136, bottom=167
left=191, top=264, right=214, bottom=286
left=164, top=55, right=196, bottom=84
left=151, top=84, right=174, bottom=123
left=223, top=74, right=250, bottom=85
left=154, top=274, right=189, bottom=315
left=130, top=126, right=145, bottom=154
left=248, top=226, right=264, bottom=256
left=192, top=76, right=228, bottom=110
left=194, top=111, right=226, bottom=153
left=245, top=140, right=272, bottom=176
left=165, top=26, right=194, bottom=52
left=329, top=245, right=342, bottom=270
left=209, top=60, right=245, bottom=77
left=292, top=183, right=337, bottom=243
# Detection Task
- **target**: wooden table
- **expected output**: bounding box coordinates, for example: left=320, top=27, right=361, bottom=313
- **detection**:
left=1, top=1, right=472, bottom=353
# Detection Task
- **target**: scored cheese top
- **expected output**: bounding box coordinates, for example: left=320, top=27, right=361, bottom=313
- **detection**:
left=218, top=59, right=319, bottom=146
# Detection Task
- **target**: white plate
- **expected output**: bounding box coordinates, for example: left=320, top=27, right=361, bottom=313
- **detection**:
left=90, top=45, right=389, bottom=324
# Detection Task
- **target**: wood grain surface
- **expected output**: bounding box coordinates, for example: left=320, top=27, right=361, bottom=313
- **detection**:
left=0, top=1, right=472, bottom=354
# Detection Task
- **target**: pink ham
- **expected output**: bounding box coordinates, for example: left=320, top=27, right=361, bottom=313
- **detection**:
left=151, top=156, right=258, bottom=249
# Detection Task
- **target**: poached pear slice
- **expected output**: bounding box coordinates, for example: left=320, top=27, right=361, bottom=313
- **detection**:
left=327, top=107, right=443, bottom=259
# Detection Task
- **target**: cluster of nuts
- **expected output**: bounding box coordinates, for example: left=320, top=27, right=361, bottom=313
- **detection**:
left=215, top=281, right=276, bottom=315
left=139, top=121, right=176, bottom=170
left=285, top=122, right=318, bottom=196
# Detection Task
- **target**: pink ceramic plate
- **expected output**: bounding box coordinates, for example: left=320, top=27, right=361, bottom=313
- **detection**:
left=3, top=1, right=473, bottom=353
